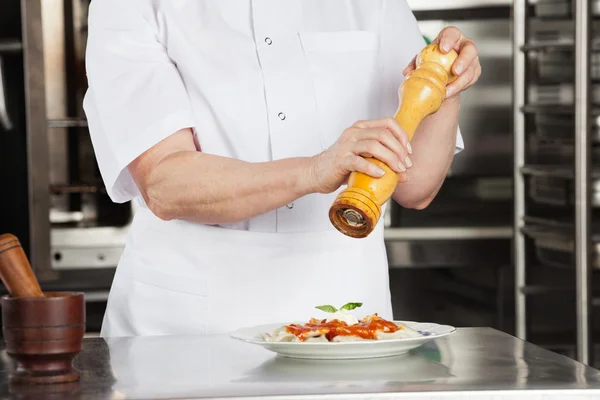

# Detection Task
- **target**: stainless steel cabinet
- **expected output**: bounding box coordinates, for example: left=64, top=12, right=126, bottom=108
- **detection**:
left=513, top=0, right=595, bottom=365
left=386, top=2, right=514, bottom=332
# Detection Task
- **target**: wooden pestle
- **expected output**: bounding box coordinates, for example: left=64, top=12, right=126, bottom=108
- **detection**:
left=0, top=234, right=44, bottom=298
left=329, top=43, right=459, bottom=238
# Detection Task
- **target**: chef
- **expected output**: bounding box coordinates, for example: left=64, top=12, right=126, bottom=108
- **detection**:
left=83, top=0, right=481, bottom=337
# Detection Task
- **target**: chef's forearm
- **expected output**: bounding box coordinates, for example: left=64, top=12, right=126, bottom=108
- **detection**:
left=391, top=97, right=460, bottom=209
left=138, top=151, right=315, bottom=224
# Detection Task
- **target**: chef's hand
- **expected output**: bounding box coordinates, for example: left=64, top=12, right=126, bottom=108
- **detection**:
left=309, top=118, right=411, bottom=194
left=403, top=26, right=481, bottom=100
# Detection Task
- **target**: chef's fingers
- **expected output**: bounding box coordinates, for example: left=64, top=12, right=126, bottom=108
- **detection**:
left=466, top=61, right=482, bottom=89
left=403, top=55, right=417, bottom=76
left=451, top=39, right=478, bottom=76
left=397, top=171, right=410, bottom=183
left=353, top=118, right=412, bottom=154
left=342, top=154, right=387, bottom=178
left=435, top=26, right=463, bottom=53
left=446, top=58, right=481, bottom=98
left=354, top=129, right=411, bottom=171
left=352, top=139, right=406, bottom=173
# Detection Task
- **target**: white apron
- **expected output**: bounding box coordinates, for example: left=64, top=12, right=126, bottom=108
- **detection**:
left=101, top=207, right=392, bottom=337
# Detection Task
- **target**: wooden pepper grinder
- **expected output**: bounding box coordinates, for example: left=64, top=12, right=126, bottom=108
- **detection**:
left=329, top=43, right=459, bottom=238
left=0, top=233, right=86, bottom=385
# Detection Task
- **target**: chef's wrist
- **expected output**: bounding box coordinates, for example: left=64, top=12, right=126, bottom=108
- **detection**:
left=304, top=155, right=325, bottom=195
left=292, top=157, right=320, bottom=196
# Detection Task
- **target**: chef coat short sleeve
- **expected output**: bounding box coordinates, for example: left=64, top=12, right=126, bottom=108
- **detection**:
left=83, top=0, right=195, bottom=203
left=381, top=0, right=464, bottom=154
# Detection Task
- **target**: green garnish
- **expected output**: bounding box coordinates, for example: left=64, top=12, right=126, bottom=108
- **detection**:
left=315, top=305, right=338, bottom=313
left=340, top=302, right=363, bottom=311
left=315, top=302, right=363, bottom=313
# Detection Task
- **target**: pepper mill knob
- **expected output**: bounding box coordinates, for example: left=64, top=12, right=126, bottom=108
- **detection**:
left=329, top=43, right=458, bottom=238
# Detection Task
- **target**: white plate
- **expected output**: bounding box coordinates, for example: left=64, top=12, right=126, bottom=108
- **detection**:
left=230, top=321, right=456, bottom=360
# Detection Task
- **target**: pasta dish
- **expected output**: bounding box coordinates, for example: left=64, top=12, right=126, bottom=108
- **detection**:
left=259, top=303, right=422, bottom=343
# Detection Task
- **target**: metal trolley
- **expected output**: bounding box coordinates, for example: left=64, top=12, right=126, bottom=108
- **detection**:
left=513, top=0, right=594, bottom=364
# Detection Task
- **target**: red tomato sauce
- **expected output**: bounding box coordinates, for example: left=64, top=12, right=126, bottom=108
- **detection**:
left=285, top=314, right=401, bottom=342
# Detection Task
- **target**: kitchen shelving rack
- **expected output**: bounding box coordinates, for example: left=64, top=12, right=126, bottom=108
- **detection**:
left=513, top=0, right=595, bottom=365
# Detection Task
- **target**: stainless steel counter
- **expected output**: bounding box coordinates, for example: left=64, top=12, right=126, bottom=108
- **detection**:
left=2, top=328, right=600, bottom=399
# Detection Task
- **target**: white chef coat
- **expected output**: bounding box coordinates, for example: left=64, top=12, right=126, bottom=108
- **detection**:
left=83, top=0, right=464, bottom=337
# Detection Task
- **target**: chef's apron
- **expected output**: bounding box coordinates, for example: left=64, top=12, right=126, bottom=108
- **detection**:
left=101, top=206, right=392, bottom=337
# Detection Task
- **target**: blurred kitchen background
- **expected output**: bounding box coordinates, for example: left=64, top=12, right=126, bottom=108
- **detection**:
left=2, top=0, right=600, bottom=366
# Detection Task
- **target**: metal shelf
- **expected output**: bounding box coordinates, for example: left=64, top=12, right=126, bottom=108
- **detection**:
left=48, top=118, right=88, bottom=128
left=521, top=42, right=574, bottom=52
left=514, top=0, right=594, bottom=365
left=49, top=184, right=106, bottom=195
left=521, top=164, right=575, bottom=179
left=0, top=39, right=23, bottom=54
left=521, top=105, right=600, bottom=116
left=521, top=104, right=575, bottom=114
left=384, top=226, right=512, bottom=241
left=521, top=164, right=600, bottom=179
left=520, top=285, right=574, bottom=295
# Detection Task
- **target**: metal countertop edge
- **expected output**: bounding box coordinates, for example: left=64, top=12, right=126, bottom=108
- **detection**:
left=210, top=389, right=600, bottom=400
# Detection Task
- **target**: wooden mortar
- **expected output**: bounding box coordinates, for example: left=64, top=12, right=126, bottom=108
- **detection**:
left=0, top=234, right=85, bottom=385
left=329, top=43, right=459, bottom=238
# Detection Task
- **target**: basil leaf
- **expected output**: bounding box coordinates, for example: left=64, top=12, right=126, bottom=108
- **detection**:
left=315, top=305, right=338, bottom=313
left=340, top=302, right=363, bottom=311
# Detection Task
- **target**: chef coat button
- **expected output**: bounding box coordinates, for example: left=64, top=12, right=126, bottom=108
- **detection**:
left=286, top=203, right=294, bottom=209
left=265, top=37, right=273, bottom=45
left=278, top=112, right=286, bottom=121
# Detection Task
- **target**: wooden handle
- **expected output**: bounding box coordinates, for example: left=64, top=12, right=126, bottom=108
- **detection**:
left=0, top=234, right=44, bottom=298
left=329, top=44, right=458, bottom=238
